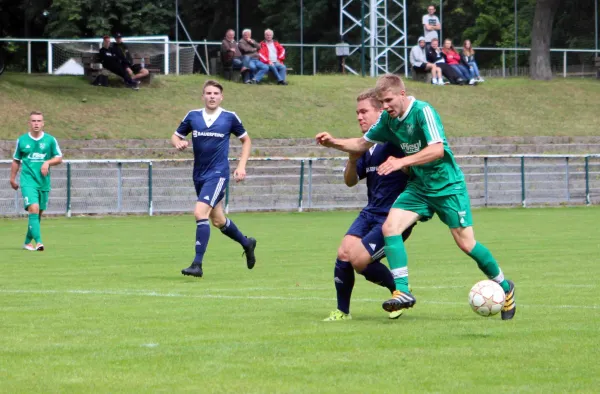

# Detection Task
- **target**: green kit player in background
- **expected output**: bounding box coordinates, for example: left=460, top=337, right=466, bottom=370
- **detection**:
left=9, top=111, right=63, bottom=251
left=316, top=74, right=516, bottom=320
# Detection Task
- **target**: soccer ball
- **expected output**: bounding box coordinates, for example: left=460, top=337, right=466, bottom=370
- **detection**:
left=468, top=280, right=506, bottom=317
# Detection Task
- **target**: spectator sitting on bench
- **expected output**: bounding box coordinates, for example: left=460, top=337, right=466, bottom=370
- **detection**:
left=259, top=29, right=288, bottom=85
left=238, top=28, right=269, bottom=84
left=426, top=38, right=464, bottom=85
left=99, top=35, right=139, bottom=90
left=442, top=38, right=475, bottom=85
left=111, top=33, right=150, bottom=82
left=462, top=39, right=484, bottom=83
left=410, top=36, right=443, bottom=85
left=221, top=29, right=250, bottom=83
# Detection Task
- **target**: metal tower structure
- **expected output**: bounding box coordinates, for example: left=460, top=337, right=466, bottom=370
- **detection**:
left=340, top=0, right=407, bottom=77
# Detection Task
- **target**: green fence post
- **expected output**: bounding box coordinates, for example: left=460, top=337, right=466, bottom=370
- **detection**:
left=66, top=162, right=71, bottom=217
left=521, top=156, right=526, bottom=208
left=585, top=156, right=590, bottom=205
left=148, top=161, right=153, bottom=216
left=298, top=160, right=305, bottom=212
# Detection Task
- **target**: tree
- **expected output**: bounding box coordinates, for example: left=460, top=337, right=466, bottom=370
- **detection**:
left=529, top=0, right=561, bottom=80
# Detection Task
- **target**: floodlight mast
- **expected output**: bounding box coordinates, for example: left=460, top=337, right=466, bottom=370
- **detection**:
left=339, top=0, right=408, bottom=77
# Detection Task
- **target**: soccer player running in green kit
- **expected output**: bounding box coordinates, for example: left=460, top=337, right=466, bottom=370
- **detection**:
left=9, top=111, right=63, bottom=251
left=316, top=74, right=516, bottom=320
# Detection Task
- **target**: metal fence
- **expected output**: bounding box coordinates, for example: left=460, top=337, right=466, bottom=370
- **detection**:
left=2, top=155, right=600, bottom=217
left=1, top=37, right=598, bottom=78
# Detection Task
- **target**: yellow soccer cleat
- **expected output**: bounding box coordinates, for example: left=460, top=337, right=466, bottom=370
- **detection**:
left=323, top=310, right=352, bottom=321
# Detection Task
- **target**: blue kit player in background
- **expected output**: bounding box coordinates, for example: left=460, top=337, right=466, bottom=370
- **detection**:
left=324, top=89, right=415, bottom=321
left=171, top=79, right=257, bottom=278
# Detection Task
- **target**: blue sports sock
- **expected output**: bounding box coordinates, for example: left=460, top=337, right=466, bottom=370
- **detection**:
left=360, top=260, right=396, bottom=294
left=334, top=259, right=355, bottom=314
left=194, top=219, right=210, bottom=265
left=220, top=218, right=250, bottom=248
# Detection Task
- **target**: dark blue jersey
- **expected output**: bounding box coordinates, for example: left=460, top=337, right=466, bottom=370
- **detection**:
left=175, top=108, right=247, bottom=181
left=355, top=142, right=409, bottom=216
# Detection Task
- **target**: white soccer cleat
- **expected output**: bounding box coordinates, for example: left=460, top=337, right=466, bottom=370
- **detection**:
left=35, top=243, right=44, bottom=251
left=23, top=243, right=35, bottom=251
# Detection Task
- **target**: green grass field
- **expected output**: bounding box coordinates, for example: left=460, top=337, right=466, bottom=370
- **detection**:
left=1, top=208, right=599, bottom=392
left=1, top=72, right=599, bottom=140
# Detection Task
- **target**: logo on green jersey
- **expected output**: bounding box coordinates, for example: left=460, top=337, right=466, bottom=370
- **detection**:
left=401, top=140, right=422, bottom=154
left=39, top=143, right=46, bottom=149
left=27, top=152, right=47, bottom=160
left=406, top=124, right=414, bottom=136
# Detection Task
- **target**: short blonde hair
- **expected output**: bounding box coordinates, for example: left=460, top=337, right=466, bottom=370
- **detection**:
left=356, top=89, right=382, bottom=109
left=30, top=110, right=44, bottom=117
left=375, top=74, right=405, bottom=98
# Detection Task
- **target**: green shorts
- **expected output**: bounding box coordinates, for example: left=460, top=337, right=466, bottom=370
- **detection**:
left=392, top=186, right=473, bottom=228
left=21, top=187, right=49, bottom=211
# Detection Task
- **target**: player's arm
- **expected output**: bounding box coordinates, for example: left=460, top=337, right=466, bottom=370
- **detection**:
left=9, top=160, right=20, bottom=190
left=172, top=115, right=192, bottom=151
left=343, top=154, right=363, bottom=187
left=316, top=133, right=373, bottom=154
left=41, top=138, right=63, bottom=176
left=234, top=134, right=251, bottom=182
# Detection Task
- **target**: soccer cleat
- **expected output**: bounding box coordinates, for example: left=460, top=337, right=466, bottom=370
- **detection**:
left=382, top=290, right=416, bottom=312
left=242, top=237, right=257, bottom=269
left=23, top=243, right=35, bottom=251
left=35, top=243, right=44, bottom=251
left=323, top=310, right=352, bottom=321
left=181, top=264, right=203, bottom=277
left=501, top=280, right=516, bottom=320
left=388, top=310, right=404, bottom=319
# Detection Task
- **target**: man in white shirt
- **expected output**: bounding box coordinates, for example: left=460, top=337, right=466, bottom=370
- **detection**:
left=422, top=5, right=441, bottom=50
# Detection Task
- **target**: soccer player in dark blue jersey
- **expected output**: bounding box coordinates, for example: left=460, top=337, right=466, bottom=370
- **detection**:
left=324, top=89, right=414, bottom=321
left=171, top=80, right=257, bottom=278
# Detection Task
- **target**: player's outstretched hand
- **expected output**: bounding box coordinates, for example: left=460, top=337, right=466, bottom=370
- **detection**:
left=10, top=179, right=19, bottom=190
left=234, top=166, right=246, bottom=182
left=315, top=132, right=335, bottom=148
left=175, top=140, right=189, bottom=151
left=377, top=157, right=406, bottom=176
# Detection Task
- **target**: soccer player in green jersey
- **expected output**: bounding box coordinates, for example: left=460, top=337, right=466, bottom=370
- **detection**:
left=9, top=111, right=63, bottom=251
left=316, top=74, right=516, bottom=320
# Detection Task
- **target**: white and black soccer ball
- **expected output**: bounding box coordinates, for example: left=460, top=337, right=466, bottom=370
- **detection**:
left=468, top=280, right=506, bottom=317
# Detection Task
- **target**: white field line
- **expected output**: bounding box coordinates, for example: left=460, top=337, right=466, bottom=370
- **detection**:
left=0, top=289, right=598, bottom=310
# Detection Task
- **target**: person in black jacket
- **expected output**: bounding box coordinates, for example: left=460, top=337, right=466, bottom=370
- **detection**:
left=425, top=38, right=464, bottom=85
left=111, top=33, right=150, bottom=82
left=98, top=35, right=138, bottom=90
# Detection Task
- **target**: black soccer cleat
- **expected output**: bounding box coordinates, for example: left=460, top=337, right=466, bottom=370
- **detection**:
left=181, top=264, right=203, bottom=277
left=501, top=280, right=516, bottom=320
left=242, top=237, right=257, bottom=269
left=382, top=290, right=416, bottom=312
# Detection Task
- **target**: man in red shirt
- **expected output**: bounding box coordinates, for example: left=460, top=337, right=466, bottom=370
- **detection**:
left=259, top=29, right=288, bottom=85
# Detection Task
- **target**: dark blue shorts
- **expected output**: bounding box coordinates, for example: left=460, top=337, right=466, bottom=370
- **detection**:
left=346, top=210, right=416, bottom=260
left=194, top=177, right=228, bottom=208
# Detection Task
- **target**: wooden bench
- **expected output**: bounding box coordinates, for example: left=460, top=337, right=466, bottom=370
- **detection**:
left=411, top=66, right=432, bottom=84
left=595, top=57, right=600, bottom=79
left=81, top=53, right=158, bottom=85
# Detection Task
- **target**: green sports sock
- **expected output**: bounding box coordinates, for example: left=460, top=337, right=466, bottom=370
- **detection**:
left=28, top=213, right=42, bottom=244
left=24, top=226, right=33, bottom=244
left=468, top=242, right=509, bottom=292
left=384, top=234, right=410, bottom=293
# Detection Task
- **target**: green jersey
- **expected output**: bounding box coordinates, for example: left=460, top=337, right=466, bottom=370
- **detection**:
left=364, top=97, right=464, bottom=197
left=13, top=132, right=62, bottom=191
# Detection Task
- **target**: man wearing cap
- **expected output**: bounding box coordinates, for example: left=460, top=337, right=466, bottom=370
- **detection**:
left=98, top=35, right=139, bottom=89
left=409, top=36, right=443, bottom=85
left=111, top=33, right=150, bottom=81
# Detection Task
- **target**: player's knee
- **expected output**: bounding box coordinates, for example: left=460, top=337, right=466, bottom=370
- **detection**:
left=337, top=246, right=352, bottom=262
left=210, top=216, right=226, bottom=228
left=27, top=204, right=40, bottom=214
left=382, top=220, right=402, bottom=237
left=456, top=237, right=476, bottom=254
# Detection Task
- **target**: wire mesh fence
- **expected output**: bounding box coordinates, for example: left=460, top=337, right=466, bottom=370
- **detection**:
left=1, top=155, right=600, bottom=216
